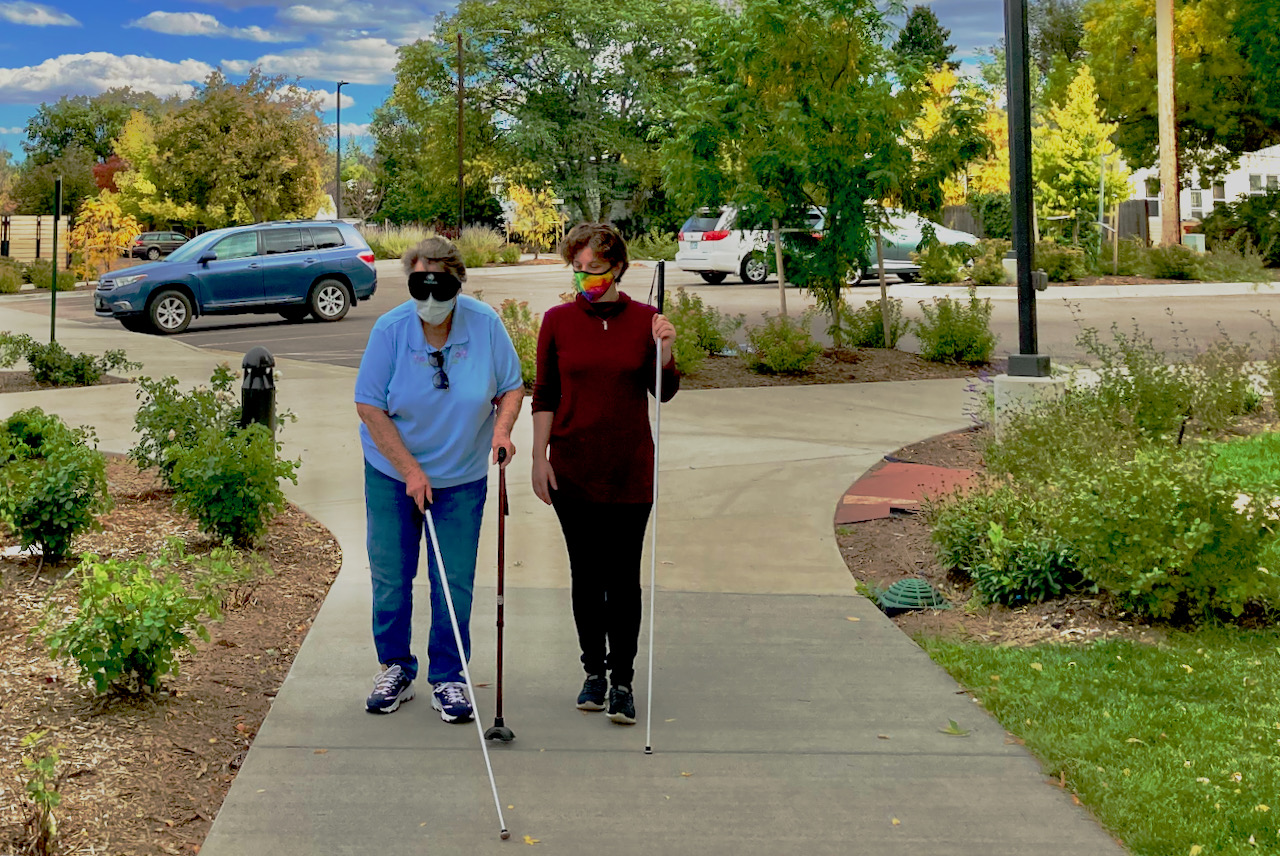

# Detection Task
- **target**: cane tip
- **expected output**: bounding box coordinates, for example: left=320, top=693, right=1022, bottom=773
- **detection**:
left=501, top=829, right=510, bottom=840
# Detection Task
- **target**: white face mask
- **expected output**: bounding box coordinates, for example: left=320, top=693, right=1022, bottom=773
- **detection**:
left=415, top=296, right=456, bottom=326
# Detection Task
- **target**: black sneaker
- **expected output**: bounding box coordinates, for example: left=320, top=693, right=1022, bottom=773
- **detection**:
left=366, top=664, right=414, bottom=713
left=576, top=675, right=607, bottom=711
left=607, top=684, right=636, bottom=725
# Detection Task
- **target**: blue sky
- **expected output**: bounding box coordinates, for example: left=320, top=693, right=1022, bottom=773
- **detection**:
left=0, top=0, right=1006, bottom=160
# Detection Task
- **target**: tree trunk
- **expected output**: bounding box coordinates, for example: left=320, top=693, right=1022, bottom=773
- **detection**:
left=877, top=229, right=891, bottom=349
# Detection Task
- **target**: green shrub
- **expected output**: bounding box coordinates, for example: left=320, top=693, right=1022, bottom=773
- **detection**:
left=455, top=225, right=505, bottom=268
left=42, top=542, right=226, bottom=693
left=844, top=297, right=906, bottom=348
left=1143, top=243, right=1200, bottom=280
left=0, top=408, right=111, bottom=562
left=1201, top=187, right=1280, bottom=267
left=1196, top=243, right=1272, bottom=284
left=968, top=239, right=1010, bottom=286
left=0, top=331, right=35, bottom=366
left=628, top=227, right=678, bottom=261
left=1111, top=237, right=1148, bottom=276
left=743, top=312, right=822, bottom=374
left=971, top=522, right=1079, bottom=607
left=666, top=287, right=744, bottom=374
left=24, top=259, right=75, bottom=291
left=1035, top=242, right=1087, bottom=282
left=926, top=480, right=1029, bottom=576
left=0, top=333, right=138, bottom=387
left=20, top=731, right=60, bottom=855
left=1056, top=446, right=1280, bottom=621
left=360, top=224, right=436, bottom=260
left=498, top=243, right=521, bottom=264
left=497, top=299, right=539, bottom=387
left=915, top=244, right=964, bottom=285
left=132, top=365, right=240, bottom=486
left=970, top=192, right=1013, bottom=241
left=168, top=422, right=299, bottom=547
left=914, top=289, right=997, bottom=364
left=1075, top=322, right=1198, bottom=440
left=0, top=263, right=22, bottom=294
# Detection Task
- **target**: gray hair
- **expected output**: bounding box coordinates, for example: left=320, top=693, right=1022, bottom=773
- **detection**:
left=401, top=236, right=467, bottom=282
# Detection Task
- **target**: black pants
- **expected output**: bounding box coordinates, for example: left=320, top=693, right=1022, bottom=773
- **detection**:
left=551, top=493, right=652, bottom=687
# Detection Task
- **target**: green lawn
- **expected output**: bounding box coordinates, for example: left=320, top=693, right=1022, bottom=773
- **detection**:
left=923, top=630, right=1280, bottom=855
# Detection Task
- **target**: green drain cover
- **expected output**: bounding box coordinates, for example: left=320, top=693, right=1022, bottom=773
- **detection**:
left=877, top=579, right=949, bottom=614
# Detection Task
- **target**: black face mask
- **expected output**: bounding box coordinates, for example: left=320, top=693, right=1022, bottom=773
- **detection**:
left=408, top=270, right=463, bottom=302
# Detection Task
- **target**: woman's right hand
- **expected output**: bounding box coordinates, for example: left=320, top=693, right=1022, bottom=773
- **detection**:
left=405, top=468, right=432, bottom=512
left=531, top=456, right=558, bottom=505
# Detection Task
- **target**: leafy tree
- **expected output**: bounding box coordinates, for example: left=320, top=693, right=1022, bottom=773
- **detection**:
left=69, top=192, right=142, bottom=283
left=1030, top=0, right=1086, bottom=74
left=23, top=89, right=167, bottom=165
left=11, top=144, right=98, bottom=216
left=339, top=144, right=385, bottom=224
left=1032, top=66, right=1130, bottom=243
left=1085, top=0, right=1280, bottom=177
left=91, top=154, right=127, bottom=193
left=507, top=184, right=566, bottom=258
left=1235, top=0, right=1280, bottom=122
left=663, top=0, right=990, bottom=338
left=893, top=5, right=956, bottom=72
left=388, top=0, right=694, bottom=225
left=112, top=71, right=328, bottom=228
left=0, top=148, right=16, bottom=215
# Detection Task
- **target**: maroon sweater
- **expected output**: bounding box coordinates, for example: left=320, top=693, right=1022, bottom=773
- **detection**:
left=532, top=292, right=680, bottom=504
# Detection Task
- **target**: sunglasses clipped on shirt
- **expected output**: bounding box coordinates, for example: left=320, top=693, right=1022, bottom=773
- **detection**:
left=429, top=349, right=449, bottom=390
left=408, top=270, right=463, bottom=302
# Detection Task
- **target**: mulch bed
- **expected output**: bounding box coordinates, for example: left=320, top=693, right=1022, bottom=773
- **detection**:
left=680, top=348, right=1001, bottom=389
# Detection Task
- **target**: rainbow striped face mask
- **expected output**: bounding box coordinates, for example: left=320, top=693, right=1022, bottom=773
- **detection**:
left=573, top=269, right=616, bottom=302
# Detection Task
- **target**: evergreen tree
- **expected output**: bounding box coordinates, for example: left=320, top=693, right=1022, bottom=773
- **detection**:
left=893, top=5, right=956, bottom=71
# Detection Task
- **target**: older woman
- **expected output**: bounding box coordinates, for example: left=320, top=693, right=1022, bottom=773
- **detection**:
left=355, top=236, right=524, bottom=722
left=531, top=222, right=678, bottom=725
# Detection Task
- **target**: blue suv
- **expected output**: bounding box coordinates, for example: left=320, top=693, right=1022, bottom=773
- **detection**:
left=95, top=220, right=378, bottom=334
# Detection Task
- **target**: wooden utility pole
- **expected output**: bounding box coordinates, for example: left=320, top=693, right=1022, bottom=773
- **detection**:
left=1156, top=0, right=1180, bottom=247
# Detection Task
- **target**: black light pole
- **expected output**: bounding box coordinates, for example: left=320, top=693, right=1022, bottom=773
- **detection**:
left=50, top=176, right=62, bottom=342
left=457, top=33, right=465, bottom=233
left=1004, top=0, right=1049, bottom=377
left=335, top=81, right=348, bottom=222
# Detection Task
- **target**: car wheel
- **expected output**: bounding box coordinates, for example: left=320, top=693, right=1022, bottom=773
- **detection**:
left=147, top=247, right=161, bottom=260
left=699, top=271, right=728, bottom=285
left=309, top=279, right=350, bottom=322
left=896, top=272, right=917, bottom=283
left=279, top=307, right=310, bottom=323
left=740, top=253, right=768, bottom=284
left=120, top=317, right=151, bottom=333
left=149, top=289, right=193, bottom=334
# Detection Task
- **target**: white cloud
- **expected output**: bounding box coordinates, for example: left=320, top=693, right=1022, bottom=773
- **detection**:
left=0, top=1, right=79, bottom=26
left=0, top=126, right=24, bottom=134
left=327, top=121, right=370, bottom=138
left=129, top=11, right=297, bottom=42
left=0, top=53, right=214, bottom=103
left=273, top=84, right=352, bottom=112
left=223, top=37, right=399, bottom=85
left=279, top=4, right=340, bottom=25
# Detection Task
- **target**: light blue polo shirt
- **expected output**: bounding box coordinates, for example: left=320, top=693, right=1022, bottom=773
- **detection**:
left=355, top=295, right=523, bottom=488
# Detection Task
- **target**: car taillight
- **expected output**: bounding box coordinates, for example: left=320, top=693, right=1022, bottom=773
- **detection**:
left=358, top=251, right=376, bottom=266
left=134, top=239, right=143, bottom=244
left=702, top=230, right=730, bottom=241
left=677, top=231, right=684, bottom=241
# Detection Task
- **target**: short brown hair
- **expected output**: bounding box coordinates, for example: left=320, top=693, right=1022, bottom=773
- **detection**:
left=559, top=223, right=629, bottom=280
left=402, top=236, right=467, bottom=282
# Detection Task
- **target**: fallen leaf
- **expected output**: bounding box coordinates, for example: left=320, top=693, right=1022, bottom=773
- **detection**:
left=664, top=718, right=676, bottom=723
left=680, top=772, right=693, bottom=777
left=1030, top=662, right=1043, bottom=672
left=1181, top=664, right=1194, bottom=673
left=523, top=835, right=540, bottom=845
left=1126, top=737, right=1146, bottom=745
left=508, top=805, right=514, bottom=810
left=891, top=818, right=900, bottom=826
left=1257, top=805, right=1270, bottom=813
left=1189, top=846, right=1203, bottom=856
left=313, top=749, right=328, bottom=755
left=846, top=616, right=860, bottom=622
left=877, top=734, right=891, bottom=740
left=940, top=719, right=969, bottom=737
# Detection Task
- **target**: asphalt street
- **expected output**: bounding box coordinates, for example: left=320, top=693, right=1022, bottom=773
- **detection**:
left=28, top=259, right=1280, bottom=367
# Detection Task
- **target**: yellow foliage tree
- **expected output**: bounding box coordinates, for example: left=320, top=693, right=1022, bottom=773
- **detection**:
left=507, top=184, right=565, bottom=259
left=910, top=68, right=1009, bottom=205
left=70, top=192, right=142, bottom=283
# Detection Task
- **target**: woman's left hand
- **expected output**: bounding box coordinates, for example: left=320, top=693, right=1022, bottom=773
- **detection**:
left=492, top=432, right=516, bottom=468
left=652, top=313, right=676, bottom=366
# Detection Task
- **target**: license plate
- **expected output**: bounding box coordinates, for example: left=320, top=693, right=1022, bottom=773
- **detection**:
left=690, top=241, right=698, bottom=250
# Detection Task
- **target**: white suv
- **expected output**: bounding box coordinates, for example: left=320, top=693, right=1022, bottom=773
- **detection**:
left=675, top=208, right=775, bottom=284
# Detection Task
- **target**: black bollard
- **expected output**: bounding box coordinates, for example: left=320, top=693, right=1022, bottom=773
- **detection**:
left=240, top=346, right=276, bottom=433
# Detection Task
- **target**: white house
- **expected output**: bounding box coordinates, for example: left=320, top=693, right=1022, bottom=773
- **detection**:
left=1127, top=144, right=1280, bottom=242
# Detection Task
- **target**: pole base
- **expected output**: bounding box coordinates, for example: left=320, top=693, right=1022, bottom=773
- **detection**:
left=1007, top=353, right=1051, bottom=378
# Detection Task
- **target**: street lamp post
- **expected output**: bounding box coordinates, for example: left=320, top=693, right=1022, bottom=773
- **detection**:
left=457, top=34, right=465, bottom=233
left=335, top=80, right=349, bottom=222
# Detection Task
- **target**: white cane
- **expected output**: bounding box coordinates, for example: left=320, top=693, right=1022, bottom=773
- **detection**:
left=644, top=260, right=666, bottom=755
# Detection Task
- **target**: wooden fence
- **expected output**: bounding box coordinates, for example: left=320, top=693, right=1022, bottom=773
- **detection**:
left=0, top=215, right=71, bottom=265
left=943, top=202, right=1152, bottom=244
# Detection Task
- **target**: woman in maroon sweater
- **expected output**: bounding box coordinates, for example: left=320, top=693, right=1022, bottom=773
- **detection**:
left=531, top=223, right=679, bottom=725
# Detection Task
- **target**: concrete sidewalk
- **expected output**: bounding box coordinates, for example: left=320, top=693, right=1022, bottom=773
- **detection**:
left=0, top=304, right=1125, bottom=855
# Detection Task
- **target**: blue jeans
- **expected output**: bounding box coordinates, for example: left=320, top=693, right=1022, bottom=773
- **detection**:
left=365, top=461, right=487, bottom=685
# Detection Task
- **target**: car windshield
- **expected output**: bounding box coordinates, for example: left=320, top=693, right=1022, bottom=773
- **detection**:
left=163, top=229, right=228, bottom=263
left=681, top=215, right=722, bottom=233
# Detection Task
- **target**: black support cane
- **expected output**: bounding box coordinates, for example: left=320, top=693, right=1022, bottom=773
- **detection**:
left=484, top=447, right=515, bottom=743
